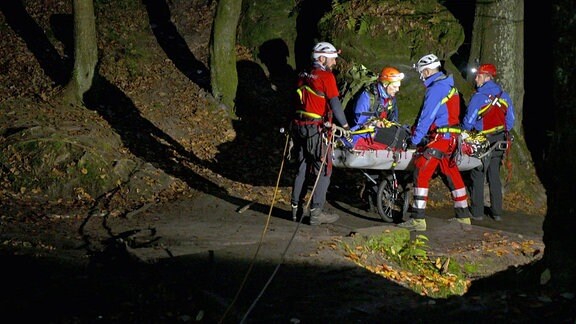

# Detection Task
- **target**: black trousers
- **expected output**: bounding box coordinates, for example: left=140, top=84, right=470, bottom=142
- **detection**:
left=469, top=132, right=507, bottom=218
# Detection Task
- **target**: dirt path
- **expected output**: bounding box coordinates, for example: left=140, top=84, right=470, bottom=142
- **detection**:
left=2, top=190, right=568, bottom=323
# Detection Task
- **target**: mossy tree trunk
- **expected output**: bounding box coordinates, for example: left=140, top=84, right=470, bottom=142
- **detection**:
left=209, top=0, right=242, bottom=115
left=62, top=0, right=98, bottom=106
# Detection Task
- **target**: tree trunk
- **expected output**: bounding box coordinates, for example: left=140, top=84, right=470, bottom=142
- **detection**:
left=209, top=0, right=242, bottom=114
left=469, top=0, right=545, bottom=207
left=469, top=0, right=524, bottom=128
left=62, top=0, right=98, bottom=106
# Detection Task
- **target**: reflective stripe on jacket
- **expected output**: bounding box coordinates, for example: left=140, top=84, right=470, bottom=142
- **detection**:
left=411, top=73, right=461, bottom=144
left=462, top=80, right=515, bottom=133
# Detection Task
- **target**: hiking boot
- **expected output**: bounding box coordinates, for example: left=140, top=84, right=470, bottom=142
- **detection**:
left=493, top=215, right=502, bottom=222
left=309, top=208, right=339, bottom=226
left=470, top=214, right=484, bottom=221
left=397, top=218, right=426, bottom=232
left=448, top=217, right=472, bottom=231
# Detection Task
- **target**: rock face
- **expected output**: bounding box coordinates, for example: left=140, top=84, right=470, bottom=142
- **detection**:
left=238, top=0, right=471, bottom=122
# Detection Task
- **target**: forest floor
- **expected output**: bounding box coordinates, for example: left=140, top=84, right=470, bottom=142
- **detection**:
left=0, top=0, right=574, bottom=323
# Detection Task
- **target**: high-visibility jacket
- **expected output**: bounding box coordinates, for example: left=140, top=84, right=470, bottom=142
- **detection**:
left=295, top=63, right=340, bottom=121
left=462, top=80, right=515, bottom=135
left=351, top=82, right=399, bottom=131
left=411, top=72, right=461, bottom=145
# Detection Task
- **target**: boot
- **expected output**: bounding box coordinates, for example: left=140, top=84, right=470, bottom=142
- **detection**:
left=309, top=208, right=339, bottom=226
left=397, top=218, right=426, bottom=231
left=291, top=204, right=303, bottom=222
left=448, top=217, right=472, bottom=232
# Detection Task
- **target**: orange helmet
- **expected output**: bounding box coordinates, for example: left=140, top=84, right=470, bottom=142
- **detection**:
left=379, top=67, right=405, bottom=83
left=476, top=64, right=497, bottom=77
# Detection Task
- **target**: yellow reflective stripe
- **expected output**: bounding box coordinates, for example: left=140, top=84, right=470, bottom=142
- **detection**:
left=478, top=125, right=504, bottom=135
left=478, top=104, right=490, bottom=116
left=296, top=110, right=322, bottom=119
left=478, top=98, right=509, bottom=116
left=440, top=87, right=457, bottom=104
left=301, top=85, right=325, bottom=98
left=436, top=127, right=462, bottom=133
left=297, top=85, right=325, bottom=104
left=350, top=128, right=375, bottom=135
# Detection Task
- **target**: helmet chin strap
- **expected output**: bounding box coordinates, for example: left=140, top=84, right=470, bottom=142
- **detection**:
left=419, top=71, right=426, bottom=81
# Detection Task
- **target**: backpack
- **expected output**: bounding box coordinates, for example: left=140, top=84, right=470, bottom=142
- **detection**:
left=338, top=64, right=379, bottom=111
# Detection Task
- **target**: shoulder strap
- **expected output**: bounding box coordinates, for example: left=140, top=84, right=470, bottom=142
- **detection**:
left=369, top=84, right=380, bottom=113
left=477, top=91, right=507, bottom=120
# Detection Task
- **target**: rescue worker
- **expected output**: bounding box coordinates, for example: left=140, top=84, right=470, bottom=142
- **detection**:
left=398, top=54, right=472, bottom=231
left=290, top=42, right=350, bottom=225
left=462, top=63, right=515, bottom=222
left=351, top=66, right=404, bottom=130
left=350, top=66, right=405, bottom=210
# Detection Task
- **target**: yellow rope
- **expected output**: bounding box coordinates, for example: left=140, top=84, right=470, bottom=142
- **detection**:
left=219, top=133, right=291, bottom=323
left=225, top=128, right=335, bottom=323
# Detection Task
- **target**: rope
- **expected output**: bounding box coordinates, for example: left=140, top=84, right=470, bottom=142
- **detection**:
left=218, top=133, right=291, bottom=323
left=237, top=128, right=335, bottom=323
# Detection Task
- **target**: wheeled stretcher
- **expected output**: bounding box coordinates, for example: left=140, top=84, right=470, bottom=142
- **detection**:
left=331, top=143, right=484, bottom=223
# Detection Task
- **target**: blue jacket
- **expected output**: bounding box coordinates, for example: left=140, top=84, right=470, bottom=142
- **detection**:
left=411, top=72, right=460, bottom=145
left=462, top=80, right=515, bottom=133
left=350, top=82, right=398, bottom=131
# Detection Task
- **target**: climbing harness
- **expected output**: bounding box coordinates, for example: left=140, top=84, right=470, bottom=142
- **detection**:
left=477, top=92, right=508, bottom=120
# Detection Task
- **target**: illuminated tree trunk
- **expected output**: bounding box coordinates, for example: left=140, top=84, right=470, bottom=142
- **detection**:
left=469, top=0, right=545, bottom=205
left=469, top=0, right=524, bottom=127
left=209, top=0, right=242, bottom=114
left=62, top=0, right=97, bottom=105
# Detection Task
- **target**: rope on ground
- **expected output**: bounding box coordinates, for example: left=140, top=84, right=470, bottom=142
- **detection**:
left=218, top=133, right=290, bottom=323
left=236, top=128, right=336, bottom=323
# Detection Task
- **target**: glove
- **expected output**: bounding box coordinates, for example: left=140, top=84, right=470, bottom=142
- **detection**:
left=344, top=130, right=353, bottom=143
left=406, top=138, right=418, bottom=150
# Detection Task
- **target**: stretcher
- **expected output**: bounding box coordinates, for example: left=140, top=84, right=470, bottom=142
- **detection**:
left=331, top=143, right=484, bottom=223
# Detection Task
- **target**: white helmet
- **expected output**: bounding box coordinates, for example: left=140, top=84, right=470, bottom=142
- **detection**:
left=415, top=54, right=441, bottom=73
left=312, top=42, right=340, bottom=60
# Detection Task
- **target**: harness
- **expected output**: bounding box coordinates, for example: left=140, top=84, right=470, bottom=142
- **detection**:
left=477, top=91, right=508, bottom=120
left=369, top=84, right=393, bottom=119
left=296, top=85, right=325, bottom=103
left=359, top=84, right=392, bottom=119
left=295, top=110, right=322, bottom=120
left=478, top=125, right=505, bottom=136
left=294, top=84, right=328, bottom=126
left=435, top=126, right=462, bottom=134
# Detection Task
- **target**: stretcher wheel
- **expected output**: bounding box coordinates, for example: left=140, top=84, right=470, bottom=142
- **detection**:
left=376, top=174, right=411, bottom=223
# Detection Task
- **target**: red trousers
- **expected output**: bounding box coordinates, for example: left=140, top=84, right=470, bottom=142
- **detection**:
left=411, top=136, right=469, bottom=219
